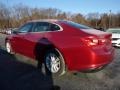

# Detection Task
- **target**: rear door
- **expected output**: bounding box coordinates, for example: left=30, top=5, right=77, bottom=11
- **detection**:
left=20, top=22, right=51, bottom=59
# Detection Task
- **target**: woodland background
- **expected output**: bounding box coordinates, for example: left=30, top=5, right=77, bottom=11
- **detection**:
left=0, top=3, right=120, bottom=30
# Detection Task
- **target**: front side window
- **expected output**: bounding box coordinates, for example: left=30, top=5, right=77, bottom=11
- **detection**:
left=19, top=23, right=33, bottom=33
left=33, top=22, right=50, bottom=32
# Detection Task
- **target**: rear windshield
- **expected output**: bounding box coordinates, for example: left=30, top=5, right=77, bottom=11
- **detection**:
left=64, top=21, right=91, bottom=29
left=107, top=30, right=120, bottom=34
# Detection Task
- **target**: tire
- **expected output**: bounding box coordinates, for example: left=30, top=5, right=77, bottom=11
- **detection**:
left=44, top=49, right=66, bottom=76
left=5, top=41, right=13, bottom=54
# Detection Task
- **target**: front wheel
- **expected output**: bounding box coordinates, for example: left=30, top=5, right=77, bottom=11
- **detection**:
left=44, top=49, right=66, bottom=76
left=5, top=41, right=13, bottom=54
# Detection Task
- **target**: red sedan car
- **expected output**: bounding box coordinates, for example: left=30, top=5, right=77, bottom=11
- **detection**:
left=5, top=20, right=115, bottom=76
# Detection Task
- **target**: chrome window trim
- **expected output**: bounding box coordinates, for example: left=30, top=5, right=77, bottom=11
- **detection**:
left=31, top=22, right=63, bottom=33
left=16, top=22, right=63, bottom=34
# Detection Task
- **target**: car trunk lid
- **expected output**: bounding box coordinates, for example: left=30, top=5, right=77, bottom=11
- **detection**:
left=81, top=29, right=112, bottom=47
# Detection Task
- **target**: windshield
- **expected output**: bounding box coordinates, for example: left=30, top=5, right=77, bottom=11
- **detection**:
left=107, top=30, right=120, bottom=34
left=63, top=21, right=91, bottom=29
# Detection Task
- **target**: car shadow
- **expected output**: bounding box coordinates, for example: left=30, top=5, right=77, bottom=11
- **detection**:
left=34, top=38, right=55, bottom=75
left=0, top=47, right=60, bottom=90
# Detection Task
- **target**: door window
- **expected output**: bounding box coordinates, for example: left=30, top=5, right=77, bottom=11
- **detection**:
left=33, top=22, right=50, bottom=32
left=19, top=23, right=33, bottom=33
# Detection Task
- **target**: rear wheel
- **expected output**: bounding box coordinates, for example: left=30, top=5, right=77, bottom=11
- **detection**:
left=44, top=49, right=66, bottom=76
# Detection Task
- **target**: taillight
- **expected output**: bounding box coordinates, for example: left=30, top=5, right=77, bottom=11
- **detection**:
left=84, top=37, right=98, bottom=46
left=99, top=38, right=107, bottom=45
left=82, top=36, right=109, bottom=46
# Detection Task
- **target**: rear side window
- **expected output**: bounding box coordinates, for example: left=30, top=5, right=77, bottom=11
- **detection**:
left=64, top=21, right=91, bottom=29
left=50, top=24, right=61, bottom=31
left=33, top=22, right=50, bottom=32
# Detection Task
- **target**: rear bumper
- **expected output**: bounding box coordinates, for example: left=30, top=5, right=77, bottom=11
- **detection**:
left=63, top=46, right=115, bottom=71
left=77, top=61, right=112, bottom=72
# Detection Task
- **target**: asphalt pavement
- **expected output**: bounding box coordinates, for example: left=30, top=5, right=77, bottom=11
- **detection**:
left=0, top=33, right=120, bottom=90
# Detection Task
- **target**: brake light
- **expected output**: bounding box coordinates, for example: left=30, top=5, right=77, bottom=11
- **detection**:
left=83, top=36, right=108, bottom=46
left=83, top=36, right=98, bottom=46
left=99, top=38, right=107, bottom=45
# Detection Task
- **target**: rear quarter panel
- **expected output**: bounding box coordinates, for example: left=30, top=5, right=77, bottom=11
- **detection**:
left=44, top=29, right=90, bottom=70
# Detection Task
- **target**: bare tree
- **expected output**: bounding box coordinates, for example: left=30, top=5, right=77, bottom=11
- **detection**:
left=0, top=2, right=120, bottom=30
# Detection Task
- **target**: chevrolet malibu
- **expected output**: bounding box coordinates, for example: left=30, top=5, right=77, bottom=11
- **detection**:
left=5, top=20, right=115, bottom=76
